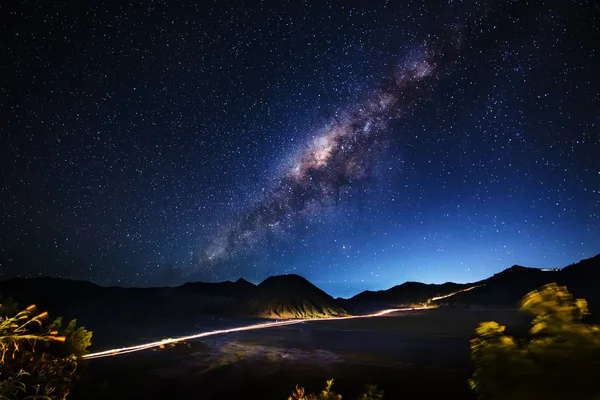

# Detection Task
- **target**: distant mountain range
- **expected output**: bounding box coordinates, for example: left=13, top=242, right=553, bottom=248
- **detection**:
left=0, top=254, right=598, bottom=323
left=339, top=281, right=472, bottom=313
left=0, top=273, right=345, bottom=322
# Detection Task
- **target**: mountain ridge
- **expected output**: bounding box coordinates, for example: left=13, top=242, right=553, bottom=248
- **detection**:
left=0, top=254, right=598, bottom=320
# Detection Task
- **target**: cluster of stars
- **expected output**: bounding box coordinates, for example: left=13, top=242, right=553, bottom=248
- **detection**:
left=0, top=1, right=598, bottom=297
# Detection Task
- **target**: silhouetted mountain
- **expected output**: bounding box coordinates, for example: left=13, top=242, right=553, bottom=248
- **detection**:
left=0, top=274, right=346, bottom=321
left=431, top=254, right=600, bottom=315
left=0, top=276, right=255, bottom=325
left=178, top=278, right=256, bottom=297
left=495, top=264, right=537, bottom=275
left=341, top=255, right=600, bottom=313
left=235, top=277, right=255, bottom=288
left=245, top=274, right=347, bottom=318
left=0, top=277, right=106, bottom=310
left=349, top=281, right=471, bottom=310
left=0, top=254, right=598, bottom=326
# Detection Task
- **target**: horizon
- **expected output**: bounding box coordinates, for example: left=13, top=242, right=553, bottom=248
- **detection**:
left=2, top=252, right=596, bottom=299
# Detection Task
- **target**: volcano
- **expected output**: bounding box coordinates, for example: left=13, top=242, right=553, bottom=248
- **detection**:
left=245, top=274, right=347, bottom=318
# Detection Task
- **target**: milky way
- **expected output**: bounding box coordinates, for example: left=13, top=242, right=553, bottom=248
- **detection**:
left=3, top=1, right=598, bottom=293
left=203, top=34, right=461, bottom=265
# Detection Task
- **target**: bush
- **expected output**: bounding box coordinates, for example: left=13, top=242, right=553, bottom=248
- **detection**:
left=50, top=318, right=92, bottom=358
left=469, top=283, right=600, bottom=400
left=288, top=379, right=384, bottom=400
left=0, top=295, right=18, bottom=317
left=0, top=300, right=92, bottom=400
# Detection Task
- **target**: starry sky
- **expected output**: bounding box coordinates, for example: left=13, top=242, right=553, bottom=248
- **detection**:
left=1, top=0, right=598, bottom=298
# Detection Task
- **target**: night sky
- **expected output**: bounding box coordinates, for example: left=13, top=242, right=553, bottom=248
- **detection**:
left=1, top=1, right=598, bottom=298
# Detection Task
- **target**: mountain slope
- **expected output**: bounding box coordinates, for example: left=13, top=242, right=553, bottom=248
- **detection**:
left=178, top=277, right=256, bottom=298
left=0, top=276, right=257, bottom=323
left=431, top=254, right=600, bottom=313
left=350, top=281, right=471, bottom=306
left=1, top=254, right=597, bottom=321
left=342, top=280, right=473, bottom=313
left=344, top=254, right=600, bottom=313
left=0, top=277, right=106, bottom=311
left=245, top=274, right=347, bottom=318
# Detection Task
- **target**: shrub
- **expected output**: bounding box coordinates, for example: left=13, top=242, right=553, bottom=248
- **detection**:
left=288, top=379, right=384, bottom=400
left=469, top=283, right=600, bottom=400
left=50, top=318, right=93, bottom=358
left=0, top=300, right=92, bottom=400
left=0, top=295, right=18, bottom=317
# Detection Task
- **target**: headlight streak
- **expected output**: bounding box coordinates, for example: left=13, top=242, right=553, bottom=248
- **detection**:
left=82, top=283, right=481, bottom=360
left=426, top=284, right=485, bottom=303
left=82, top=307, right=427, bottom=360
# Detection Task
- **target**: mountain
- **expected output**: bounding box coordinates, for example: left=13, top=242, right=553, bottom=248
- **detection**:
left=346, top=281, right=471, bottom=312
left=0, top=276, right=106, bottom=311
left=178, top=277, right=256, bottom=297
left=0, top=276, right=256, bottom=324
left=342, top=254, right=600, bottom=314
left=245, top=274, right=347, bottom=318
left=430, top=254, right=600, bottom=314
left=0, top=274, right=345, bottom=321
left=0, top=254, right=598, bottom=323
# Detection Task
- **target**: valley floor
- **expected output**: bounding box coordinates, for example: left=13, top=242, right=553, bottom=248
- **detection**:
left=72, top=308, right=529, bottom=400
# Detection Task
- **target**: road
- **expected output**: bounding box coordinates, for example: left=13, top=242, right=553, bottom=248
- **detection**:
left=82, top=307, right=425, bottom=360
left=82, top=284, right=482, bottom=360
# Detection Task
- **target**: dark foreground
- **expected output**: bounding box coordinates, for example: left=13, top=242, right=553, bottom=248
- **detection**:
left=72, top=308, right=529, bottom=399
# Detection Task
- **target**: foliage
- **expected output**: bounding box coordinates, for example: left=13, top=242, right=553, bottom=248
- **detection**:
left=0, top=297, right=18, bottom=318
left=288, top=379, right=340, bottom=400
left=469, top=283, right=600, bottom=400
left=0, top=301, right=92, bottom=400
left=0, top=370, right=28, bottom=399
left=49, top=318, right=92, bottom=358
left=288, top=379, right=384, bottom=400
left=356, top=385, right=384, bottom=400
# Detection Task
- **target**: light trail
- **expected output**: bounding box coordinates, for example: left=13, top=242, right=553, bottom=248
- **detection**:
left=427, top=284, right=484, bottom=303
left=82, top=283, right=483, bottom=360
left=82, top=307, right=426, bottom=360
